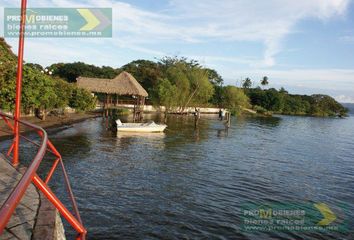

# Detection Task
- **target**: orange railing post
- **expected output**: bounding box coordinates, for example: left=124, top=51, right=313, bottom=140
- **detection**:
left=1, top=1, right=86, bottom=237
left=33, top=175, right=86, bottom=237
left=13, top=0, right=28, bottom=166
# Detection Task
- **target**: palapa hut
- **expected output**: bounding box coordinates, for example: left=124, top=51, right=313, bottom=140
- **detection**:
left=77, top=71, right=148, bottom=121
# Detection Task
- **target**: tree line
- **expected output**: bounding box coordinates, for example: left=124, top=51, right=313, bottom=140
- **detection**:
left=46, top=57, right=250, bottom=114
left=0, top=37, right=348, bottom=118
left=0, top=38, right=96, bottom=119
left=47, top=57, right=347, bottom=117
left=241, top=78, right=348, bottom=117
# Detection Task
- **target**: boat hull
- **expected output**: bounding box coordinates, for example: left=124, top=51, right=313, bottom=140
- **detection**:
left=117, top=125, right=167, bottom=133
left=116, top=119, right=167, bottom=133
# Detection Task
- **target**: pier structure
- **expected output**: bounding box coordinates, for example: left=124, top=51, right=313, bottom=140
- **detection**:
left=77, top=71, right=148, bottom=122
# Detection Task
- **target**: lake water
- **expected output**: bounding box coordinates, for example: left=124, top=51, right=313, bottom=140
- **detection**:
left=2, top=108, right=354, bottom=239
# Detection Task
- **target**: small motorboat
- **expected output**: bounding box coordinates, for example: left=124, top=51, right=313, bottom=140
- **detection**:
left=116, top=119, right=167, bottom=133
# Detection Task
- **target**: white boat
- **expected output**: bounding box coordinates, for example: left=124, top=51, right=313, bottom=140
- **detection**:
left=116, top=119, right=167, bottom=132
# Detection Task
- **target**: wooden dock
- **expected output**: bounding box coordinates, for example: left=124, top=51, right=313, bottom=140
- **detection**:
left=0, top=154, right=39, bottom=239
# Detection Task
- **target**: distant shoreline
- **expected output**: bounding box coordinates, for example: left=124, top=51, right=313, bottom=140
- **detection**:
left=0, top=112, right=101, bottom=139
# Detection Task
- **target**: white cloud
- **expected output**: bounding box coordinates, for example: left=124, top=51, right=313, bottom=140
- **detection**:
left=107, top=0, right=350, bottom=66
left=186, top=55, right=257, bottom=65
left=0, top=0, right=350, bottom=67
left=1, top=0, right=352, bottom=100
left=335, top=95, right=354, bottom=103
left=166, top=0, right=350, bottom=66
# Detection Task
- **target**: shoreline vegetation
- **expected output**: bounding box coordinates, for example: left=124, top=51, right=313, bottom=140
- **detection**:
left=0, top=37, right=349, bottom=120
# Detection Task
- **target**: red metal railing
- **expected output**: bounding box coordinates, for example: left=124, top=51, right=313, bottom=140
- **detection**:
left=12, top=0, right=27, bottom=166
left=0, top=112, right=87, bottom=239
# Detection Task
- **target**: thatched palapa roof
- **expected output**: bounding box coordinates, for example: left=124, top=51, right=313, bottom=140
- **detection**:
left=77, top=71, right=148, bottom=97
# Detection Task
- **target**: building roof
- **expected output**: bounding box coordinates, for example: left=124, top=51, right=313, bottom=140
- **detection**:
left=76, top=71, right=148, bottom=97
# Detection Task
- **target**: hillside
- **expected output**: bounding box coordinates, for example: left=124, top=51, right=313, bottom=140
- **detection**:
left=0, top=37, right=16, bottom=63
left=342, top=103, right=354, bottom=115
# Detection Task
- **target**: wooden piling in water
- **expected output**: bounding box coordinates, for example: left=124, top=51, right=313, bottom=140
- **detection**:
left=194, top=108, right=200, bottom=128
left=225, top=111, right=231, bottom=128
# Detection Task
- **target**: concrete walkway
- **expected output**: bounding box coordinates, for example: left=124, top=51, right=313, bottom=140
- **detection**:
left=0, top=154, right=39, bottom=240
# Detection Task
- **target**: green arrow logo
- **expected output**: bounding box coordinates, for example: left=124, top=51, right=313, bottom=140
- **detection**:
left=314, top=203, right=336, bottom=226
left=77, top=9, right=111, bottom=32
left=77, top=9, right=100, bottom=31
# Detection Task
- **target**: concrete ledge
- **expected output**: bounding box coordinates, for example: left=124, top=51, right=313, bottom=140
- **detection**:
left=0, top=155, right=65, bottom=240
left=0, top=155, right=39, bottom=240
left=32, top=193, right=66, bottom=240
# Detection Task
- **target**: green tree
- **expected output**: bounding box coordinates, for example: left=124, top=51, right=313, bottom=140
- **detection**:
left=223, top=86, right=250, bottom=114
left=48, top=62, right=119, bottom=82
left=53, top=78, right=74, bottom=109
left=158, top=56, right=200, bottom=71
left=263, top=88, right=284, bottom=112
left=242, top=78, right=252, bottom=89
left=25, top=63, right=44, bottom=71
left=22, top=66, right=58, bottom=119
left=279, top=87, right=288, bottom=94
left=121, top=60, right=162, bottom=92
left=0, top=38, right=97, bottom=117
left=210, top=85, right=225, bottom=107
left=0, top=65, right=17, bottom=111
left=69, top=88, right=96, bottom=112
left=154, top=59, right=214, bottom=113
left=154, top=78, right=178, bottom=113
left=261, top=76, right=269, bottom=87
left=184, top=67, right=214, bottom=110
left=0, top=37, right=17, bottom=111
left=309, top=94, right=348, bottom=117
left=205, top=68, right=223, bottom=86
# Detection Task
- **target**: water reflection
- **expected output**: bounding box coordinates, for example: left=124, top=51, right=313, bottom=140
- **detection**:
left=245, top=115, right=282, bottom=127
left=117, top=132, right=166, bottom=139
left=116, top=132, right=166, bottom=150
left=7, top=113, right=353, bottom=239
left=162, top=115, right=212, bottom=148
left=217, top=128, right=229, bottom=138
left=50, top=130, right=92, bottom=159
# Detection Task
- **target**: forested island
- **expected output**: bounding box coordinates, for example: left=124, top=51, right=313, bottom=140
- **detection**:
left=0, top=38, right=348, bottom=118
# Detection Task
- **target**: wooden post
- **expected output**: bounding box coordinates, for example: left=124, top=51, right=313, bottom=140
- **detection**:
left=133, top=96, right=137, bottom=123
left=164, top=110, right=168, bottom=123
left=103, top=93, right=107, bottom=118
left=140, top=97, right=145, bottom=121
left=194, top=108, right=200, bottom=128
left=226, top=111, right=231, bottom=128
left=105, top=94, right=109, bottom=118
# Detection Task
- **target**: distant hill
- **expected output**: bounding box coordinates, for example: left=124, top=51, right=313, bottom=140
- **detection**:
left=342, top=103, right=354, bottom=115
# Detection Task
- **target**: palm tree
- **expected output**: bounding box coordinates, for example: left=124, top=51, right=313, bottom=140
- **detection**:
left=261, top=76, right=269, bottom=87
left=242, top=78, right=252, bottom=89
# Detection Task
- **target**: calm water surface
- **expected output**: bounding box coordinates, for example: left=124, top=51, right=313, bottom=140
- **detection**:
left=4, top=110, right=354, bottom=239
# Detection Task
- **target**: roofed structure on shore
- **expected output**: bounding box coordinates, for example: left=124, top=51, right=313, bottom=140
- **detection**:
left=77, top=71, right=148, bottom=97
left=77, top=71, right=147, bottom=122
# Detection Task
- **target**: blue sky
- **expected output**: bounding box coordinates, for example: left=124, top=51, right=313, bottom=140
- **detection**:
left=1, top=0, right=354, bottom=102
